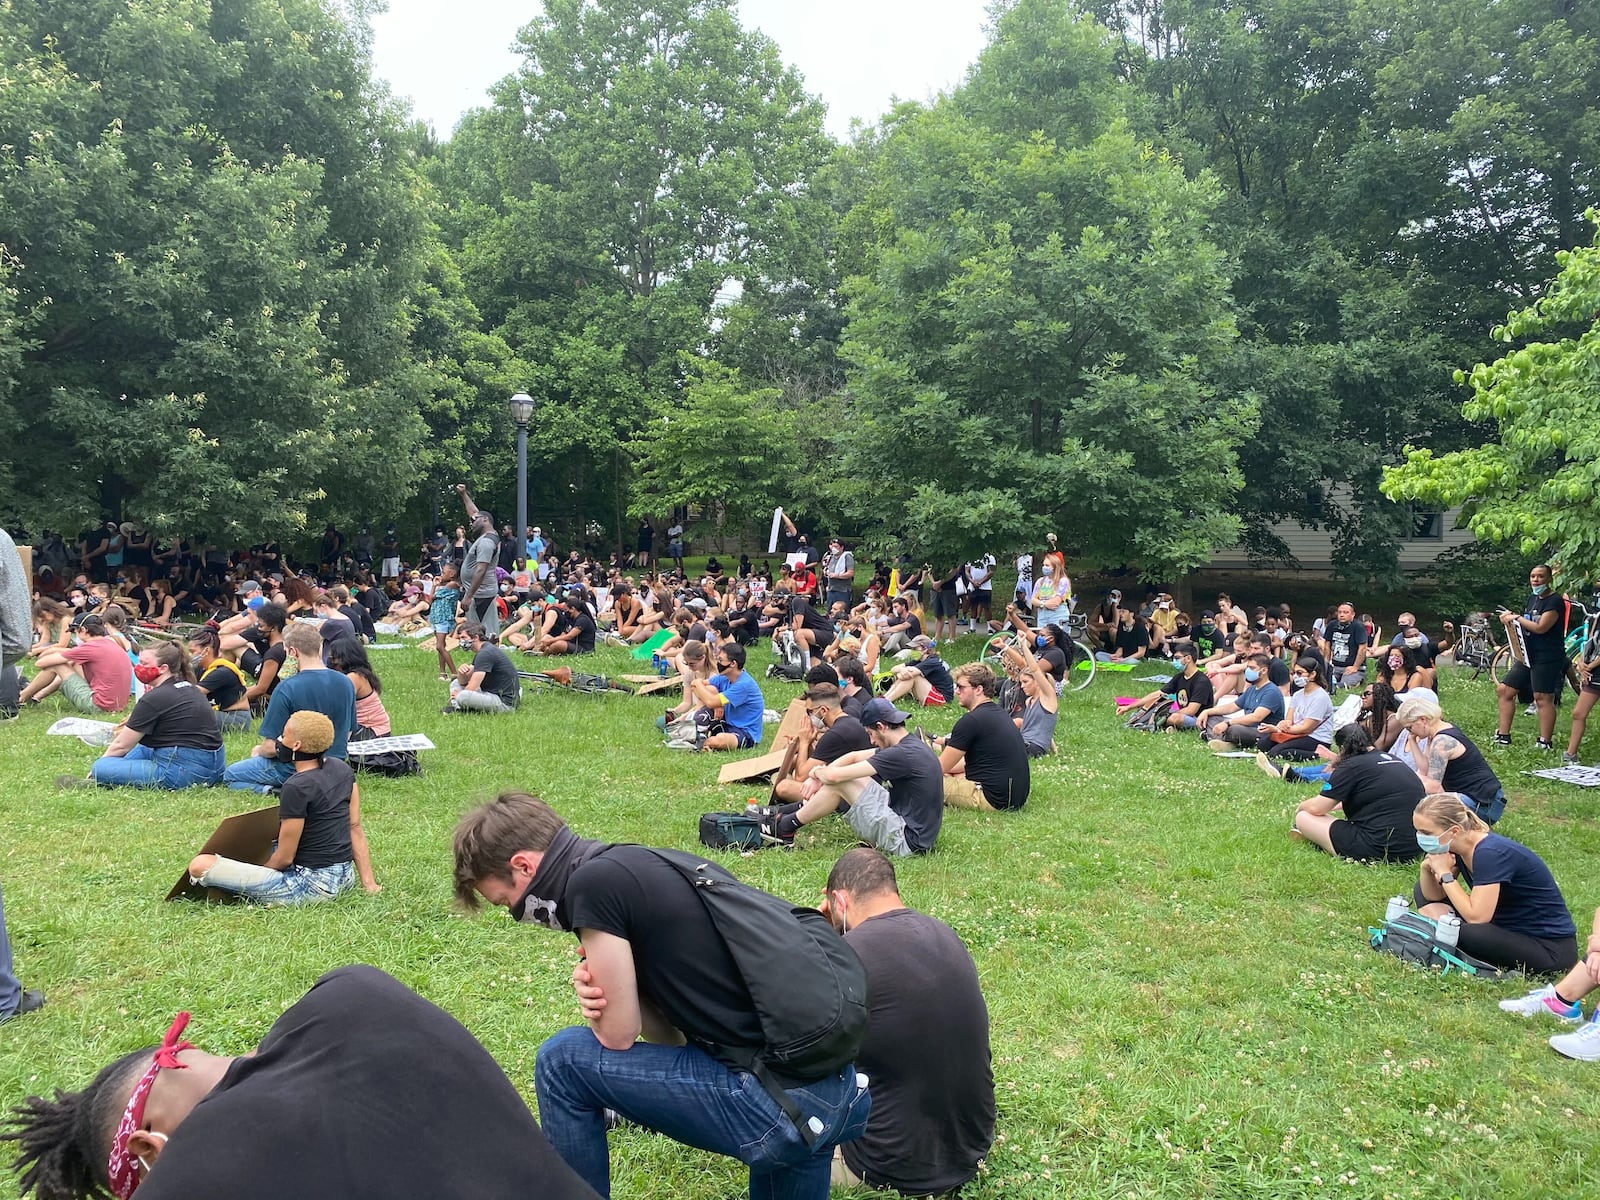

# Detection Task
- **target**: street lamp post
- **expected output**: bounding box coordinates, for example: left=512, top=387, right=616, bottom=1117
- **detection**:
left=509, top=391, right=534, bottom=568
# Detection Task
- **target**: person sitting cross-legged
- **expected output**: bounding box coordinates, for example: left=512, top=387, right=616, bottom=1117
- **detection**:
left=445, top=621, right=521, bottom=714
left=1203, top=653, right=1286, bottom=748
left=1251, top=658, right=1334, bottom=761
left=764, top=698, right=943, bottom=856
left=222, top=623, right=356, bottom=793
left=1116, top=641, right=1213, bottom=731
left=684, top=641, right=763, bottom=751
left=17, top=612, right=131, bottom=714
left=68, top=642, right=225, bottom=791
left=189, top=712, right=379, bottom=906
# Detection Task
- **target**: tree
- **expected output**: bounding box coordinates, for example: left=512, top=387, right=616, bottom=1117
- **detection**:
left=0, top=0, right=452, bottom=539
left=431, top=0, right=835, bottom=548
left=627, top=359, right=795, bottom=546
left=1383, top=217, right=1600, bottom=581
left=827, top=0, right=1253, bottom=577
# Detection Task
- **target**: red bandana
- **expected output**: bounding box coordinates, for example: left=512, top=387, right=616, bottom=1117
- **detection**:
left=107, top=1012, right=193, bottom=1199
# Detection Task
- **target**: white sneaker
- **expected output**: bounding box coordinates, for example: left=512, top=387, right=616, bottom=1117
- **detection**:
left=1549, top=1013, right=1600, bottom=1060
left=1499, top=985, right=1582, bottom=1022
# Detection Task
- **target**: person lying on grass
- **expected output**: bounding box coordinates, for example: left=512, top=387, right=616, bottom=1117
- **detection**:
left=189, top=711, right=378, bottom=905
left=1499, top=906, right=1600, bottom=1061
left=0, top=965, right=597, bottom=1200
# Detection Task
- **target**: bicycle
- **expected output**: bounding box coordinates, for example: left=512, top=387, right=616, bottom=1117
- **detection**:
left=981, top=611, right=1097, bottom=692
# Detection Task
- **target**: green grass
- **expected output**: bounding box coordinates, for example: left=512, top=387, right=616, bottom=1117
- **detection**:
left=3, top=636, right=1599, bottom=1199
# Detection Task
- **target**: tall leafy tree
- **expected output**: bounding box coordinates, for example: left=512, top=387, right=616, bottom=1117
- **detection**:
left=1384, top=219, right=1600, bottom=580
left=0, top=0, right=451, bottom=539
left=829, top=0, right=1253, bottom=576
left=432, top=0, right=835, bottom=545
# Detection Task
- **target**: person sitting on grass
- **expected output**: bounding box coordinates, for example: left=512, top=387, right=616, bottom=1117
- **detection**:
left=1201, top=653, right=1285, bottom=746
left=1411, top=792, right=1577, bottom=976
left=684, top=641, right=763, bottom=751
left=327, top=641, right=391, bottom=738
left=188, top=628, right=253, bottom=732
left=763, top=698, right=944, bottom=855
left=937, top=663, right=1030, bottom=811
left=882, top=636, right=954, bottom=708
left=1251, top=658, right=1334, bottom=760
left=658, top=638, right=714, bottom=729
left=428, top=564, right=462, bottom=680
left=1499, top=906, right=1600, bottom=1061
left=1394, top=695, right=1507, bottom=825
left=834, top=656, right=871, bottom=721
left=0, top=965, right=600, bottom=1200
left=537, top=590, right=597, bottom=656
left=17, top=613, right=131, bottom=714
left=1116, top=641, right=1212, bottom=731
left=444, top=621, right=520, bottom=715
left=1274, top=725, right=1424, bottom=862
left=1197, top=631, right=1255, bottom=705
left=223, top=623, right=356, bottom=793
left=62, top=642, right=225, bottom=791
left=1094, top=606, right=1152, bottom=664
left=1001, top=636, right=1059, bottom=757
left=771, top=682, right=873, bottom=805
left=190, top=712, right=377, bottom=905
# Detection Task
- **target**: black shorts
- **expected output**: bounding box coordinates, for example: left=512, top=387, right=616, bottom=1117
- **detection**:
left=970, top=589, right=992, bottom=607
left=1504, top=659, right=1564, bottom=699
left=932, top=590, right=958, bottom=618
left=1328, top=820, right=1420, bottom=864
left=808, top=628, right=835, bottom=652
left=705, top=719, right=755, bottom=749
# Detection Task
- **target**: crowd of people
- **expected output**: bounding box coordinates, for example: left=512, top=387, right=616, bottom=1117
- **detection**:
left=4, top=503, right=1600, bottom=1200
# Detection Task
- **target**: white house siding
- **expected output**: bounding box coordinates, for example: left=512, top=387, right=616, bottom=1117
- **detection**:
left=1208, top=506, right=1474, bottom=573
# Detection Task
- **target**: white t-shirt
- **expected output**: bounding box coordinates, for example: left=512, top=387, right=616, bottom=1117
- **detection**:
left=967, top=555, right=996, bottom=592
left=1015, top=554, right=1033, bottom=593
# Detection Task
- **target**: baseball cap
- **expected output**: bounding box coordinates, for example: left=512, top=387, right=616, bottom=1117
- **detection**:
left=236, top=579, right=262, bottom=596
left=859, top=698, right=910, bottom=728
left=910, top=635, right=936, bottom=652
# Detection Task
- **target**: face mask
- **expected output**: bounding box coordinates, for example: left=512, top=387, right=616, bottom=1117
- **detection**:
left=1416, top=832, right=1453, bottom=855
left=1244, top=667, right=1261, bottom=683
left=1035, top=635, right=1048, bottom=647
left=1389, top=657, right=1402, bottom=670
left=71, top=595, right=85, bottom=607
left=273, top=739, right=297, bottom=763
left=133, top=664, right=163, bottom=685
left=1292, top=674, right=1308, bottom=688
left=1532, top=584, right=1548, bottom=595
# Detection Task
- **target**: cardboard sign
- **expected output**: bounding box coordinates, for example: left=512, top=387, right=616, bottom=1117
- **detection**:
left=166, top=806, right=282, bottom=902
left=716, top=699, right=810, bottom=784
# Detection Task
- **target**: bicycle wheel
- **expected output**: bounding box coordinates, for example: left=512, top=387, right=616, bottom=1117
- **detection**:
left=1489, top=648, right=1513, bottom=687
left=1068, top=640, right=1097, bottom=691
left=979, top=633, right=1019, bottom=668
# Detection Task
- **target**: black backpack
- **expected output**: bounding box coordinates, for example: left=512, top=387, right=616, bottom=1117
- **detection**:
left=1368, top=910, right=1509, bottom=979
left=650, top=849, right=869, bottom=1143
left=698, top=811, right=767, bottom=851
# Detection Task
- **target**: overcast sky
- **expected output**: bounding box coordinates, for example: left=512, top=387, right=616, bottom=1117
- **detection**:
left=367, top=0, right=994, bottom=140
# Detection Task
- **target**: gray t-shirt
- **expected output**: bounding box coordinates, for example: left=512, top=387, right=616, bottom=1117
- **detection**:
left=461, top=532, right=500, bottom=598
left=1290, top=685, right=1336, bottom=744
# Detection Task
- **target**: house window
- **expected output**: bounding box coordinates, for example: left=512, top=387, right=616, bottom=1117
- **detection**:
left=1404, top=506, right=1444, bottom=541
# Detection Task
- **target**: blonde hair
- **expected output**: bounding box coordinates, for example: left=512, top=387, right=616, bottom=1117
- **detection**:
left=1413, top=792, right=1489, bottom=834
left=283, top=711, right=335, bottom=755
left=1394, top=695, right=1443, bottom=729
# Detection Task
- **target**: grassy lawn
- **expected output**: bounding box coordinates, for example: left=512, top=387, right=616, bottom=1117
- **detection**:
left=2, top=632, right=1598, bottom=1199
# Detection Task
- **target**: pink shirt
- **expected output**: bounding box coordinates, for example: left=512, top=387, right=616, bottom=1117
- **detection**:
left=61, top=637, right=133, bottom=712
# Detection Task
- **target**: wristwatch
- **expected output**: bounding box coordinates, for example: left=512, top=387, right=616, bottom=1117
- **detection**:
left=1438, top=872, right=1455, bottom=887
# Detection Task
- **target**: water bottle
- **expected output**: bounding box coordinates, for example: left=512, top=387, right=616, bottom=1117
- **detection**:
left=1436, top=912, right=1461, bottom=948
left=1385, top=895, right=1411, bottom=922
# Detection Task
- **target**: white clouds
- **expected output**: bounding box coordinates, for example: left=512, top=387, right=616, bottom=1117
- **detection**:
left=366, top=0, right=991, bottom=139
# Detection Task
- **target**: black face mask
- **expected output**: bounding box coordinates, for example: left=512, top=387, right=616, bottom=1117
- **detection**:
left=273, top=740, right=322, bottom=764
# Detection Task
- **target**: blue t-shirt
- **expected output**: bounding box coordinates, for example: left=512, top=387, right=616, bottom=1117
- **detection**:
left=1465, top=834, right=1576, bottom=941
left=1235, top=681, right=1285, bottom=722
left=258, top=668, right=358, bottom=760
left=713, top=670, right=764, bottom=744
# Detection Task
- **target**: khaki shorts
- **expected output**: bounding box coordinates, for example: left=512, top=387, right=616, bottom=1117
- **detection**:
left=60, top=672, right=97, bottom=714
left=943, top=775, right=998, bottom=811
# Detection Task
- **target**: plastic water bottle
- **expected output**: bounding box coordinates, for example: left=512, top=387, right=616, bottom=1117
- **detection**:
left=1385, top=895, right=1411, bottom=922
left=1436, top=912, right=1461, bottom=948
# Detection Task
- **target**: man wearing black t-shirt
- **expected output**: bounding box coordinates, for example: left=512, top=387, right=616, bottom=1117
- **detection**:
left=445, top=621, right=520, bottom=713
left=1494, top=563, right=1565, bottom=749
left=539, top=591, right=597, bottom=655
left=880, top=597, right=921, bottom=653
left=939, top=662, right=1031, bottom=811
left=883, top=636, right=954, bottom=708
left=0, top=965, right=599, bottom=1200
left=820, top=849, right=994, bottom=1196
left=767, top=698, right=944, bottom=855
left=451, top=794, right=870, bottom=1200
left=1116, top=642, right=1214, bottom=731
left=773, top=683, right=873, bottom=805
left=1319, top=602, right=1370, bottom=689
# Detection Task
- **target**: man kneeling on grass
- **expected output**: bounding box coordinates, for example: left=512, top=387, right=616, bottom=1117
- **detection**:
left=762, top=698, right=943, bottom=855
left=0, top=965, right=598, bottom=1200
left=189, top=712, right=379, bottom=905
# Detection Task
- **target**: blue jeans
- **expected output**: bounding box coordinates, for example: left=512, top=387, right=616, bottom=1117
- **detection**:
left=222, top=755, right=294, bottom=792
left=0, top=881, right=20, bottom=1017
left=194, top=858, right=353, bottom=906
left=90, top=744, right=225, bottom=789
left=1461, top=788, right=1507, bottom=826
left=534, top=1026, right=869, bottom=1200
